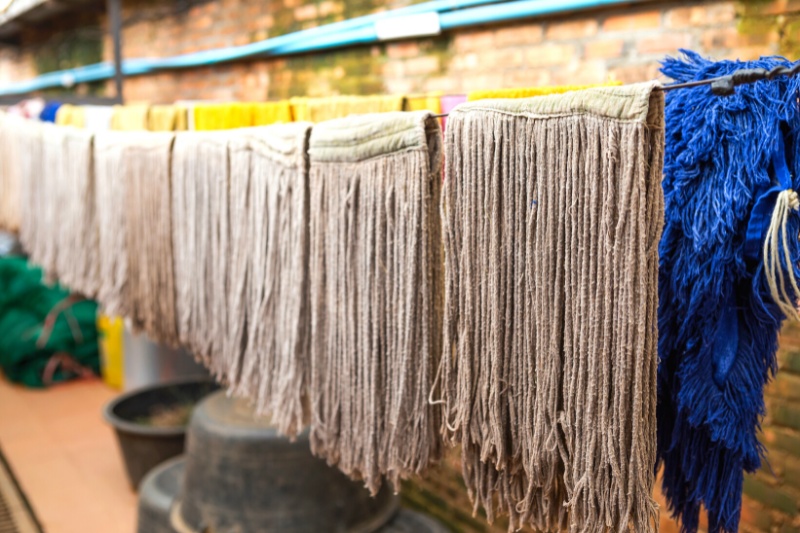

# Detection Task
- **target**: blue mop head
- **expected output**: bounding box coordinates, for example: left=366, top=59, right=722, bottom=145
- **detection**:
left=659, top=50, right=800, bottom=532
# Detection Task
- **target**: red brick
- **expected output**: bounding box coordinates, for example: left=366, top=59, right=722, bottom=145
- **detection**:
left=454, top=30, right=495, bottom=52
left=768, top=373, right=800, bottom=402
left=386, top=41, right=420, bottom=59
left=702, top=27, right=777, bottom=50
left=740, top=497, right=775, bottom=532
left=381, top=61, right=405, bottom=78
left=701, top=27, right=739, bottom=49
left=779, top=347, right=800, bottom=373
left=637, top=33, right=693, bottom=55
left=329, top=65, right=344, bottom=79
left=194, top=15, right=214, bottom=30
left=666, top=4, right=735, bottom=28
left=743, top=476, right=798, bottom=515
left=462, top=74, right=503, bottom=92
left=495, top=24, right=544, bottom=47
left=743, top=0, right=788, bottom=16
left=603, top=11, right=662, bottom=32
left=609, top=62, right=660, bottom=84
left=294, top=4, right=318, bottom=21
left=424, top=76, right=461, bottom=93
left=318, top=1, right=342, bottom=17
left=384, top=79, right=414, bottom=95
left=550, top=60, right=607, bottom=85
left=403, top=55, right=440, bottom=76
left=545, top=19, right=598, bottom=40
left=524, top=43, right=577, bottom=68
left=726, top=45, right=780, bottom=61
left=449, top=52, right=478, bottom=71
left=481, top=47, right=524, bottom=68
left=584, top=38, right=625, bottom=60
left=256, top=14, right=274, bottom=29
left=188, top=4, right=204, bottom=18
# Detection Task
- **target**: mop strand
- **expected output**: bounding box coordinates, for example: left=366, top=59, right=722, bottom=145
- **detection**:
left=123, top=133, right=178, bottom=345
left=171, top=131, right=230, bottom=367
left=439, top=82, right=664, bottom=532
left=57, top=128, right=97, bottom=299
left=307, top=111, right=444, bottom=495
left=225, top=123, right=313, bottom=437
left=0, top=112, right=22, bottom=233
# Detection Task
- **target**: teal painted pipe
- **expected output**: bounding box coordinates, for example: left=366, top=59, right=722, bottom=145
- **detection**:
left=0, top=0, right=646, bottom=96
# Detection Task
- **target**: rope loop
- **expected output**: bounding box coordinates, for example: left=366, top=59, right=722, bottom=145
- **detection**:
left=764, top=188, right=800, bottom=320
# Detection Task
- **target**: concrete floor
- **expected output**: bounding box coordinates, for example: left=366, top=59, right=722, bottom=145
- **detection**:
left=0, top=376, right=137, bottom=533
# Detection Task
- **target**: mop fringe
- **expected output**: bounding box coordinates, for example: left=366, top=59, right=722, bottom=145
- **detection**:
left=439, top=83, right=664, bottom=532
left=0, top=113, right=22, bottom=233
left=225, top=123, right=312, bottom=436
left=94, top=134, right=132, bottom=319
left=307, top=111, right=444, bottom=494
left=171, top=130, right=231, bottom=368
left=55, top=127, right=97, bottom=298
left=36, top=123, right=68, bottom=281
left=171, top=124, right=312, bottom=434
left=123, top=132, right=178, bottom=345
left=95, top=131, right=173, bottom=322
left=15, top=118, right=44, bottom=257
left=658, top=50, right=800, bottom=533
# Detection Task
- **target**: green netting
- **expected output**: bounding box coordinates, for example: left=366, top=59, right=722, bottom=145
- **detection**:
left=0, top=256, right=100, bottom=387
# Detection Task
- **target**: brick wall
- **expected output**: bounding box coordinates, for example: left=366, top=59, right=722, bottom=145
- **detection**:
left=2, top=0, right=800, bottom=531
left=104, top=0, right=795, bottom=102
left=1, top=1, right=798, bottom=100
left=742, top=323, right=800, bottom=533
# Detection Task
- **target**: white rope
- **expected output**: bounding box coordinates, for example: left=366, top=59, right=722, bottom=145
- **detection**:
left=764, top=188, right=800, bottom=321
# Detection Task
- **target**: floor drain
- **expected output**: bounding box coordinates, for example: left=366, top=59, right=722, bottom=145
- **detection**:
left=0, top=447, right=41, bottom=533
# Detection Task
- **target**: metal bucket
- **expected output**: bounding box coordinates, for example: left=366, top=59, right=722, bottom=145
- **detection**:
left=174, top=391, right=400, bottom=533
left=123, top=328, right=209, bottom=391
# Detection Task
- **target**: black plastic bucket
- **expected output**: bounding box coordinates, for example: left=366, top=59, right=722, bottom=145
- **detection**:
left=175, top=391, right=401, bottom=533
left=137, top=456, right=185, bottom=533
left=104, top=379, right=219, bottom=490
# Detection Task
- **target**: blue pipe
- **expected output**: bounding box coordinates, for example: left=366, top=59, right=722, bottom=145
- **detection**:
left=439, top=0, right=638, bottom=28
left=265, top=0, right=641, bottom=58
left=134, top=0, right=501, bottom=69
left=0, top=0, right=644, bottom=96
left=1, top=0, right=496, bottom=89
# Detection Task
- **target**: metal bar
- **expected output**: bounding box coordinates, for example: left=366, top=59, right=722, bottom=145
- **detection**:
left=662, top=64, right=800, bottom=95
left=0, top=94, right=121, bottom=106
left=107, top=0, right=123, bottom=104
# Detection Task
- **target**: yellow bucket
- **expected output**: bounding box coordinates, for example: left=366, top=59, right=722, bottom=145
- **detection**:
left=97, top=314, right=124, bottom=389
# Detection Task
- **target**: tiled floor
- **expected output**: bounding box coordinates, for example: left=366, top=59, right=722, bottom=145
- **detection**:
left=0, top=376, right=137, bottom=533
left=0, top=373, right=689, bottom=533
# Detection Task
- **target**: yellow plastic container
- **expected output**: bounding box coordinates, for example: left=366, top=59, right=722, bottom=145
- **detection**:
left=97, top=314, right=124, bottom=389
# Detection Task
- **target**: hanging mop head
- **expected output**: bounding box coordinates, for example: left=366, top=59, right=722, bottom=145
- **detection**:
left=659, top=50, right=800, bottom=533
